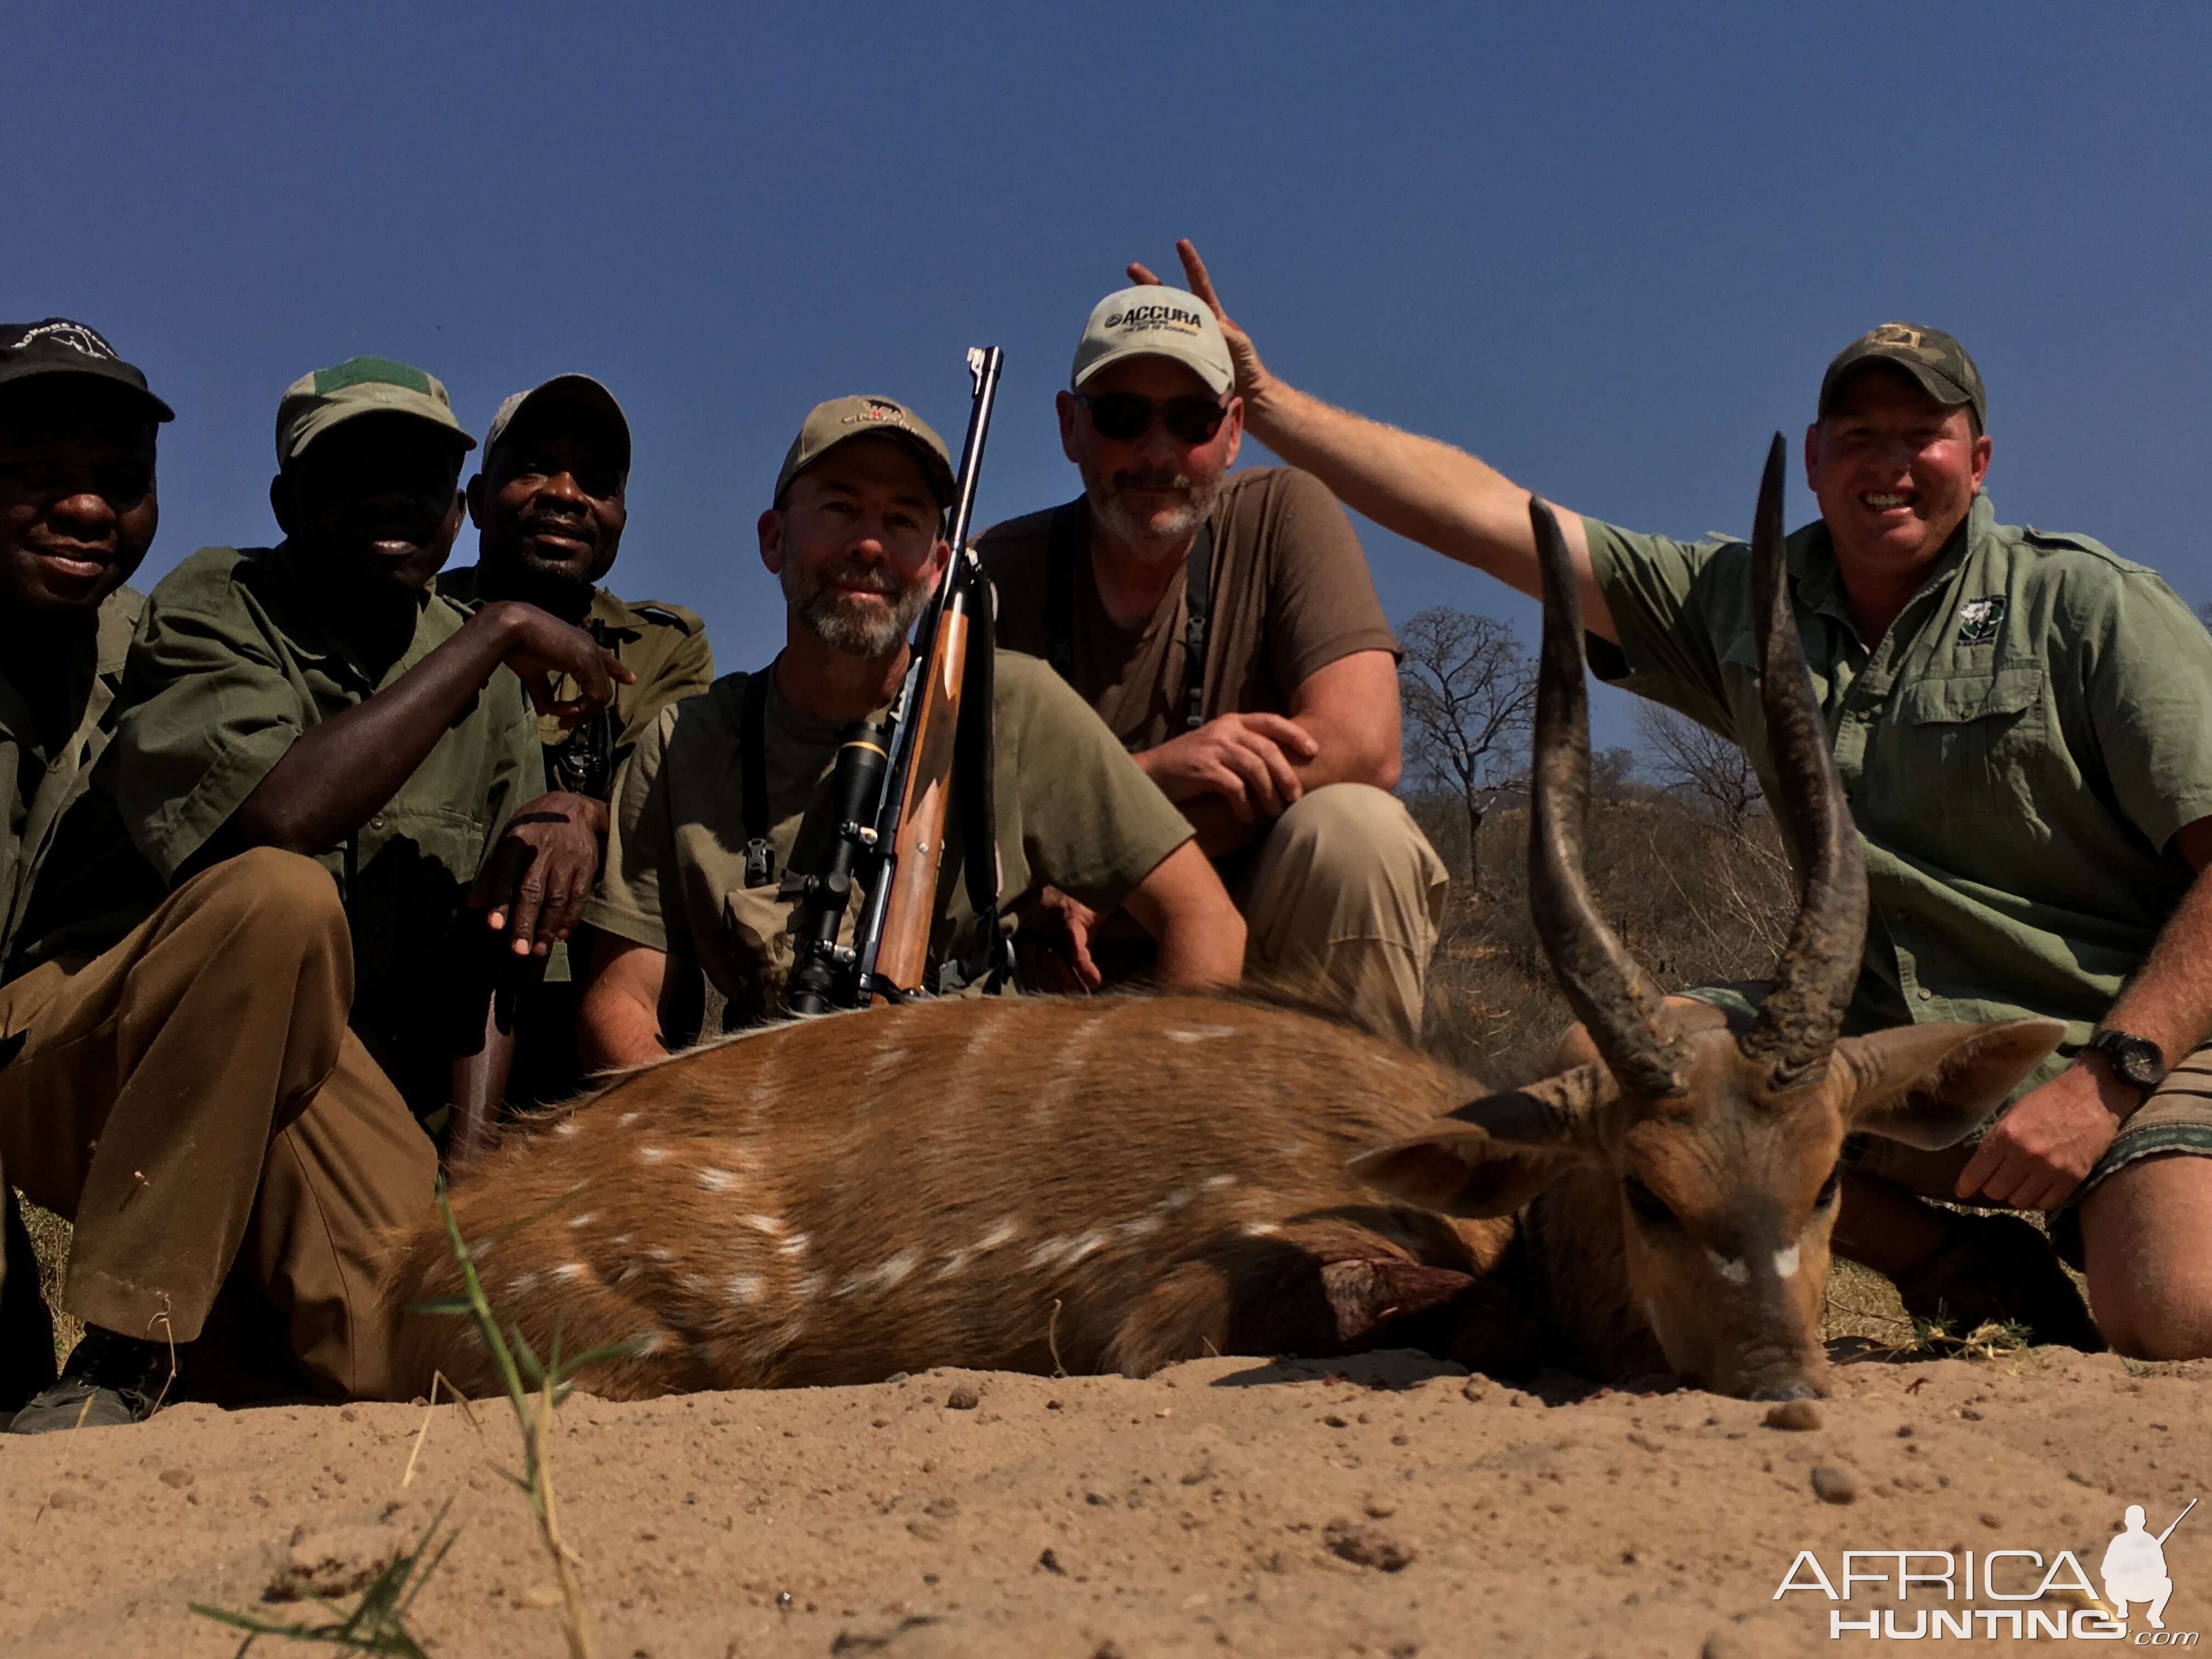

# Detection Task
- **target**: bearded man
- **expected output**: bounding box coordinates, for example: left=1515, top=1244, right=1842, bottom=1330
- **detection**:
left=578, top=395, right=1243, bottom=1061
left=974, top=284, right=1447, bottom=1043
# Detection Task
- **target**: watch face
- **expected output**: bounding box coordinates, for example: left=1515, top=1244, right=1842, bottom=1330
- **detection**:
left=2099, top=1034, right=2164, bottom=1090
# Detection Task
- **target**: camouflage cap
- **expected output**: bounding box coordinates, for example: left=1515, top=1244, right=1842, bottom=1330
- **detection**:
left=0, top=318, right=173, bottom=422
left=1819, top=323, right=1987, bottom=431
left=275, top=355, right=475, bottom=467
left=1072, top=285, right=1233, bottom=396
left=481, top=373, right=630, bottom=477
left=773, top=395, right=956, bottom=509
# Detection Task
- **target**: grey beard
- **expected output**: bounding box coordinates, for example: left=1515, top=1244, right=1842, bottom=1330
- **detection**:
left=781, top=559, right=928, bottom=658
left=1086, top=473, right=1223, bottom=563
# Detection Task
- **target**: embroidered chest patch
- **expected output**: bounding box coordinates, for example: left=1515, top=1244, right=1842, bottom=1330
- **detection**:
left=1955, top=595, right=2007, bottom=646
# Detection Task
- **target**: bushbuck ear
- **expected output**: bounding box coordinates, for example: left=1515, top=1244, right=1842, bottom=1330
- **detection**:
left=1347, top=1068, right=1607, bottom=1218
left=1835, top=1018, right=2067, bottom=1149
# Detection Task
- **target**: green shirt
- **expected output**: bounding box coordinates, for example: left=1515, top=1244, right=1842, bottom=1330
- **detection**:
left=95, top=543, right=543, bottom=1103
left=1588, top=492, right=2212, bottom=1060
left=586, top=651, right=1196, bottom=1033
left=433, top=567, right=715, bottom=798
left=0, top=586, right=140, bottom=979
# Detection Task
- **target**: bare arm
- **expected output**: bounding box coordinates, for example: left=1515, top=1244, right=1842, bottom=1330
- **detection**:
left=1133, top=241, right=1617, bottom=643
left=1960, top=816, right=2212, bottom=1209
left=1118, top=838, right=1246, bottom=990
left=233, top=600, right=630, bottom=855
left=579, top=931, right=670, bottom=1071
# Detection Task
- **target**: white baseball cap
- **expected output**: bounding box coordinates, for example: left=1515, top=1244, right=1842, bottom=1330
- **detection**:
left=1071, top=285, right=1234, bottom=396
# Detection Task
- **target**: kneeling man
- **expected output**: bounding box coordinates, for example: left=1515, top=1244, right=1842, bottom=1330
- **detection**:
left=580, top=395, right=1242, bottom=1063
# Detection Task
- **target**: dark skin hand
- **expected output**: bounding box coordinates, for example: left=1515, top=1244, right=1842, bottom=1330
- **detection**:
left=231, top=415, right=631, bottom=952
left=0, top=381, right=160, bottom=743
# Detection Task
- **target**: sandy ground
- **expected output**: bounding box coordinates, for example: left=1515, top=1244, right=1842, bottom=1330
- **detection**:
left=3, top=1344, right=2209, bottom=1659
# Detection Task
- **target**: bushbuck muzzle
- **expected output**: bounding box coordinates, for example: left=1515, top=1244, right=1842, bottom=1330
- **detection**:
left=1348, top=437, right=2059, bottom=1398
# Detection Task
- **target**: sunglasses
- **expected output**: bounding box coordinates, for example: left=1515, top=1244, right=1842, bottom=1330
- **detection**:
left=1076, top=392, right=1229, bottom=445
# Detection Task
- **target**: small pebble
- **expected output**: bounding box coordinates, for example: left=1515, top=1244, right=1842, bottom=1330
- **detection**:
left=1363, top=1491, right=1398, bottom=1519
left=517, top=1585, right=564, bottom=1610
left=945, top=1385, right=979, bottom=1411
left=158, top=1468, right=194, bottom=1489
left=1323, top=1517, right=1415, bottom=1572
left=1763, top=1400, right=1822, bottom=1432
left=1810, top=1466, right=1858, bottom=1505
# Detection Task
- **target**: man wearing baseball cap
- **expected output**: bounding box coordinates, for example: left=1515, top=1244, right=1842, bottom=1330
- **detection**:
left=1158, top=239, right=2212, bottom=1361
left=973, top=281, right=1447, bottom=1045
left=577, top=393, right=1243, bottom=1062
left=438, top=375, right=714, bottom=1104
left=0, top=319, right=171, bottom=1419
left=1, top=355, right=631, bottom=1427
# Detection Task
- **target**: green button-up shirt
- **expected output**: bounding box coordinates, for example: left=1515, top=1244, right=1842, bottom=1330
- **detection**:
left=1588, top=493, right=2212, bottom=1065
left=94, top=544, right=541, bottom=1103
left=0, top=586, right=140, bottom=979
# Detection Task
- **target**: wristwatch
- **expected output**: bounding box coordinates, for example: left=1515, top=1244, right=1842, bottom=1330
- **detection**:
left=2084, top=1029, right=2166, bottom=1096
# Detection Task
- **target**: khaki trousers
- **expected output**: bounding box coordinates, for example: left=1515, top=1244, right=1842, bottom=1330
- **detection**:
left=0, top=847, right=436, bottom=1401
left=1236, top=784, right=1449, bottom=1045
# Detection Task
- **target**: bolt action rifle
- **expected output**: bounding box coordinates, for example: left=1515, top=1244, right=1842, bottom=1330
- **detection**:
left=784, top=346, right=1006, bottom=1014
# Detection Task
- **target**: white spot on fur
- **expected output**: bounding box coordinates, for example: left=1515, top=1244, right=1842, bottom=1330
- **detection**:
left=637, top=1146, right=669, bottom=1165
left=611, top=1234, right=633, bottom=1248
left=552, top=1262, right=586, bottom=1284
left=567, top=1212, right=595, bottom=1229
left=727, top=1274, right=761, bottom=1306
left=1707, top=1249, right=1750, bottom=1285
left=1061, top=1231, right=1105, bottom=1267
left=743, top=1213, right=787, bottom=1237
left=1203, top=1173, right=1237, bottom=1189
left=777, top=1232, right=810, bottom=1259
left=681, top=1273, right=710, bottom=1296
left=794, top=1272, right=826, bottom=1301
left=553, top=1119, right=579, bottom=1138
left=506, top=1274, right=540, bottom=1296
left=1116, top=1215, right=1163, bottom=1241
left=1241, top=1221, right=1283, bottom=1238
left=633, top=1328, right=665, bottom=1356
left=1026, top=1237, right=1068, bottom=1269
left=617, top=1263, right=642, bottom=1285
left=871, top=1252, right=917, bottom=1290
left=1772, top=1244, right=1802, bottom=1280
left=697, top=1168, right=737, bottom=1193
left=648, top=1246, right=675, bottom=1262
left=935, top=1249, right=972, bottom=1280
left=618, top=1112, right=640, bottom=1128
left=1372, top=1054, right=1399, bottom=1070
left=1163, top=1024, right=1238, bottom=1042
left=977, top=1218, right=1019, bottom=1250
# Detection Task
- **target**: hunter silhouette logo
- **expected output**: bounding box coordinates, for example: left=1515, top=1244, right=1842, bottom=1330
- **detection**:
left=1774, top=1496, right=2200, bottom=1641
left=14, top=320, right=118, bottom=360
left=2104, top=1500, right=2194, bottom=1632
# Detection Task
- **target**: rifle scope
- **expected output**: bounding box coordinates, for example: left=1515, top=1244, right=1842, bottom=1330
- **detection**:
left=783, top=720, right=890, bottom=1015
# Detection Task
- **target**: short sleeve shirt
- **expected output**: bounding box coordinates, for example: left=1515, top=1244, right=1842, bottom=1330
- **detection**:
left=0, top=585, right=139, bottom=978
left=585, top=651, right=1194, bottom=1031
left=94, top=544, right=543, bottom=1102
left=434, top=567, right=714, bottom=797
left=1585, top=493, right=2212, bottom=1058
left=974, top=467, right=1399, bottom=752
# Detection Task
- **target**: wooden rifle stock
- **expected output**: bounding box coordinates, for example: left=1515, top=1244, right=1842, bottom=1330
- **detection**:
left=868, top=590, right=973, bottom=999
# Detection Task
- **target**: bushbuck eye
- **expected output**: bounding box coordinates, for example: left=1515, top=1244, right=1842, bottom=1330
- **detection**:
left=1814, top=1164, right=1842, bottom=1211
left=1621, top=1174, right=1678, bottom=1230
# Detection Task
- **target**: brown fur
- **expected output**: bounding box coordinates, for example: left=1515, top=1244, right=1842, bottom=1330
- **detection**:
left=382, top=994, right=1525, bottom=1402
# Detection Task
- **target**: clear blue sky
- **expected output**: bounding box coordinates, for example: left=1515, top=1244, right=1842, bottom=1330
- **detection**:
left=9, top=3, right=2207, bottom=748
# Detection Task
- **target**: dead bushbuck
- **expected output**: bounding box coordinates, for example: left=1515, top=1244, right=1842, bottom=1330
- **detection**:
left=383, top=438, right=2058, bottom=1402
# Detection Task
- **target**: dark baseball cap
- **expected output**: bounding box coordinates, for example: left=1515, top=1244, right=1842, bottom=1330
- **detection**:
left=774, top=395, right=957, bottom=509
left=1819, top=323, right=1987, bottom=432
left=0, top=318, right=174, bottom=423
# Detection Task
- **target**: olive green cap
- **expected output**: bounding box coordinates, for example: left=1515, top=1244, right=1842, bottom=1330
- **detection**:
left=1819, top=323, right=1987, bottom=431
left=482, top=373, right=630, bottom=477
left=275, top=355, right=475, bottom=467
left=773, top=394, right=956, bottom=507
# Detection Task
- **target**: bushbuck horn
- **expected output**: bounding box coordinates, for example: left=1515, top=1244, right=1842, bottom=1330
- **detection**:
left=1737, top=433, right=1869, bottom=1090
left=1527, top=495, right=1687, bottom=1097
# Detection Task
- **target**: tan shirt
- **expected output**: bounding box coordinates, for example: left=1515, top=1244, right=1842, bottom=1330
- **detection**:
left=585, top=651, right=1194, bottom=1032
left=974, top=467, right=1399, bottom=752
left=0, top=586, right=139, bottom=979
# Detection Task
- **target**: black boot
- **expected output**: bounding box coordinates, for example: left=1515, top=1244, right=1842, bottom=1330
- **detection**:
left=1891, top=1210, right=2106, bottom=1353
left=0, top=1188, right=58, bottom=1417
left=5, top=1325, right=171, bottom=1434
